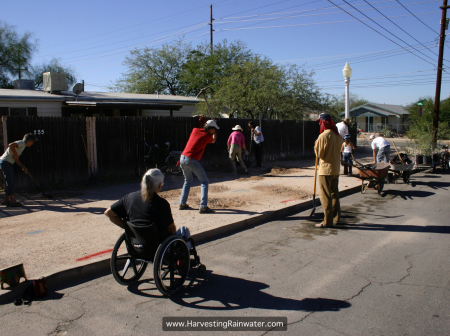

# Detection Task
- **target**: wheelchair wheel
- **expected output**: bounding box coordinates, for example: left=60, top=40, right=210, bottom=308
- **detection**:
left=153, top=236, right=190, bottom=296
left=111, top=233, right=148, bottom=285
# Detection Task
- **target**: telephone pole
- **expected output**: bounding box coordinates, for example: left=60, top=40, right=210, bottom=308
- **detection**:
left=209, top=4, right=214, bottom=54
left=433, top=0, right=449, bottom=144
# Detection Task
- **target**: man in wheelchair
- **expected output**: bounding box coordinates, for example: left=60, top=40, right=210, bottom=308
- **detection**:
left=104, top=169, right=204, bottom=295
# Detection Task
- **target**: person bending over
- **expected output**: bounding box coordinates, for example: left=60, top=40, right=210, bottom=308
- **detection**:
left=179, top=119, right=219, bottom=214
left=0, top=133, right=38, bottom=207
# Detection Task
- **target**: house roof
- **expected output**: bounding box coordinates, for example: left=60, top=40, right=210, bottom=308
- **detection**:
left=0, top=89, right=67, bottom=101
left=0, top=89, right=200, bottom=105
left=343, top=103, right=409, bottom=118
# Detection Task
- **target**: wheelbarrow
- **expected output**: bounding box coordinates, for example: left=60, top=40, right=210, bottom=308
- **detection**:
left=342, top=161, right=390, bottom=194
left=358, top=162, right=390, bottom=194
left=389, top=163, right=414, bottom=184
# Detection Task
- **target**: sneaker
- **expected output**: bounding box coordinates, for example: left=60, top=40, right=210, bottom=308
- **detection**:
left=199, top=206, right=215, bottom=214
left=179, top=203, right=190, bottom=210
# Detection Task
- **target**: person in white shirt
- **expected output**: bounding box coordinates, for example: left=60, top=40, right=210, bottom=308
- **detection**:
left=335, top=118, right=350, bottom=140
left=0, top=133, right=38, bottom=207
left=341, top=134, right=357, bottom=175
left=248, top=121, right=264, bottom=168
left=370, top=133, right=390, bottom=163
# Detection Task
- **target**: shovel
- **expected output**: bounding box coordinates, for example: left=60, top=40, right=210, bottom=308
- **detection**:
left=26, top=171, right=53, bottom=198
left=309, top=155, right=319, bottom=217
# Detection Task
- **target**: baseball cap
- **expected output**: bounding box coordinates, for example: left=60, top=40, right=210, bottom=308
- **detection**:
left=344, top=134, right=351, bottom=139
left=369, top=134, right=375, bottom=140
left=316, top=113, right=331, bottom=121
left=205, top=120, right=220, bottom=129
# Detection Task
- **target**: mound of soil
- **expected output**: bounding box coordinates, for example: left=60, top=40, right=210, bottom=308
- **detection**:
left=265, top=166, right=304, bottom=175
left=236, top=176, right=264, bottom=182
left=253, top=185, right=309, bottom=200
left=208, top=196, right=251, bottom=208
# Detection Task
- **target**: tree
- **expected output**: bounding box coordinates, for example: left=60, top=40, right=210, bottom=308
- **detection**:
left=31, top=58, right=77, bottom=90
left=0, top=22, right=36, bottom=88
left=325, top=93, right=369, bottom=120
left=111, top=41, right=191, bottom=95
left=406, top=97, right=450, bottom=146
left=276, top=64, right=322, bottom=120
left=180, top=39, right=253, bottom=96
left=204, top=56, right=286, bottom=119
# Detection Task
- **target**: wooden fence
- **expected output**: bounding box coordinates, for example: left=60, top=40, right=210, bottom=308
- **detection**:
left=2, top=116, right=328, bottom=190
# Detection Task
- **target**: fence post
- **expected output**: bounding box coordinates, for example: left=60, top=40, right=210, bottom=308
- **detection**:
left=2, top=116, right=7, bottom=152
left=86, top=117, right=98, bottom=176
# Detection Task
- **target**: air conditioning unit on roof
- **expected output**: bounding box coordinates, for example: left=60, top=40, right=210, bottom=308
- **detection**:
left=43, top=72, right=67, bottom=93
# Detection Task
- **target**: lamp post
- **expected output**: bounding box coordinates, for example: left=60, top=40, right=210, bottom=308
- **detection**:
left=342, top=62, right=353, bottom=119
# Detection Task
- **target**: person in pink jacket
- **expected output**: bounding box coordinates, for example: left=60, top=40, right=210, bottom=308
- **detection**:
left=227, top=125, right=248, bottom=175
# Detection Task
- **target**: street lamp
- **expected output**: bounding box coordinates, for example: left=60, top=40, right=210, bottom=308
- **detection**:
left=342, top=62, right=353, bottom=119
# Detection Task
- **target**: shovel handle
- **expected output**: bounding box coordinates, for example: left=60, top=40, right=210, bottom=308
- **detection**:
left=313, top=155, right=318, bottom=196
left=392, top=141, right=405, bottom=165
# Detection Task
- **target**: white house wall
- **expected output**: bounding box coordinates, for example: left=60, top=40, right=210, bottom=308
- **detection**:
left=0, top=100, right=63, bottom=116
left=142, top=104, right=197, bottom=117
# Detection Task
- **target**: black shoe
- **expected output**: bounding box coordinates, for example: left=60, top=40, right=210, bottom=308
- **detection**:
left=199, top=206, right=214, bottom=214
left=179, top=203, right=191, bottom=210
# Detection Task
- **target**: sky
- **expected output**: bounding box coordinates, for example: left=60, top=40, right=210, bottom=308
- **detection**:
left=2, top=0, right=449, bottom=106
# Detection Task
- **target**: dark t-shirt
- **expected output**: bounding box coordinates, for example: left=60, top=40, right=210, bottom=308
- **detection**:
left=110, top=191, right=173, bottom=237
left=181, top=128, right=213, bottom=161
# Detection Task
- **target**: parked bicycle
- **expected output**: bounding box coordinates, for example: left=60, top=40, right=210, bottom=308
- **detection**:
left=134, top=141, right=182, bottom=177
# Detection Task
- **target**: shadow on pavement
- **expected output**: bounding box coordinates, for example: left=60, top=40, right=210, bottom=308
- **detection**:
left=335, top=223, right=450, bottom=234
left=380, top=190, right=435, bottom=200
left=127, top=271, right=351, bottom=312
left=409, top=181, right=450, bottom=189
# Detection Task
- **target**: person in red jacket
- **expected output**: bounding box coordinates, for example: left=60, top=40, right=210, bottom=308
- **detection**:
left=179, top=119, right=219, bottom=214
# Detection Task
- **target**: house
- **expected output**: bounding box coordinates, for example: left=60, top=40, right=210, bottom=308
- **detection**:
left=0, top=89, right=200, bottom=117
left=343, top=103, right=409, bottom=133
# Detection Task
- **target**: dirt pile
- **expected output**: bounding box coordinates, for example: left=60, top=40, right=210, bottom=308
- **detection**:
left=265, top=166, right=304, bottom=175
left=253, top=185, right=309, bottom=200
left=208, top=196, right=251, bottom=208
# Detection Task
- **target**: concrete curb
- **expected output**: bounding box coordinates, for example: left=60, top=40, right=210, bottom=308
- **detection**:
left=0, top=185, right=361, bottom=303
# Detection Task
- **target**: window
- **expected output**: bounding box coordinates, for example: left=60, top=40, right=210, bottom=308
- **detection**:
left=10, top=108, right=27, bottom=116
left=381, top=116, right=388, bottom=125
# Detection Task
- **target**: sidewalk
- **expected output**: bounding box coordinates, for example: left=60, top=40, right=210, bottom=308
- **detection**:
left=0, top=156, right=371, bottom=298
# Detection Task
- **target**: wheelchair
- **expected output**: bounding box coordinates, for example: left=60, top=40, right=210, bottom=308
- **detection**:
left=110, top=222, right=206, bottom=296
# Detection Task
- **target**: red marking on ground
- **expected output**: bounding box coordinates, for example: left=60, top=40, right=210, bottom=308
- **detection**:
left=76, top=249, right=113, bottom=261
left=281, top=199, right=296, bottom=203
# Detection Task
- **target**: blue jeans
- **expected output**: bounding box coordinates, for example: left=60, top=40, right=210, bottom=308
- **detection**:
left=180, top=155, right=209, bottom=208
left=342, top=153, right=352, bottom=175
left=0, top=160, right=15, bottom=196
left=377, top=145, right=390, bottom=163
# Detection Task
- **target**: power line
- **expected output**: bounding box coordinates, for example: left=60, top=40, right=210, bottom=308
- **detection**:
left=220, top=0, right=438, bottom=19
left=219, top=12, right=438, bottom=31
left=396, top=0, right=440, bottom=34
left=362, top=0, right=439, bottom=57
left=328, top=0, right=437, bottom=66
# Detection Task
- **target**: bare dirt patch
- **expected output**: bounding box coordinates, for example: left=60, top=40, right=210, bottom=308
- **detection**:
left=160, top=188, right=199, bottom=199
left=236, top=175, right=264, bottom=182
left=208, top=196, right=251, bottom=208
left=253, top=185, right=309, bottom=200
left=265, top=166, right=304, bottom=175
left=209, top=184, right=229, bottom=192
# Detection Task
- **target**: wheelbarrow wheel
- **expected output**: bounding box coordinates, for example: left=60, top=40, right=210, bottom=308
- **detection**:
left=402, top=171, right=410, bottom=184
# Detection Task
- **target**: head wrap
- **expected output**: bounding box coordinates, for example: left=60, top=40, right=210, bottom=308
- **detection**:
left=317, top=113, right=339, bottom=135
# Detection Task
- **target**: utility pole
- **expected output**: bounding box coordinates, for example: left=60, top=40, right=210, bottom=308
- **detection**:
left=433, top=0, right=449, bottom=144
left=209, top=4, right=214, bottom=54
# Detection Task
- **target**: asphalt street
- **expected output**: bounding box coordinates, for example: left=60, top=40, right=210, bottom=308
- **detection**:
left=0, top=170, right=449, bottom=336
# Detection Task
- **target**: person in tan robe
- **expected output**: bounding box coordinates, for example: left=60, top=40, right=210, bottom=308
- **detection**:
left=314, top=113, right=342, bottom=228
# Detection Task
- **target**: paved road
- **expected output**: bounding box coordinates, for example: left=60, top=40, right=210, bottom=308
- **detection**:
left=1, top=171, right=449, bottom=336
